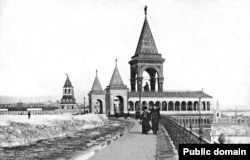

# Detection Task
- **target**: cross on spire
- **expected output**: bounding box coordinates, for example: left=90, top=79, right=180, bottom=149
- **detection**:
left=144, top=6, right=147, bottom=17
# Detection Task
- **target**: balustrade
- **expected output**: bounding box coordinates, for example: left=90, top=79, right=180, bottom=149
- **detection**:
left=161, top=116, right=214, bottom=151
left=0, top=109, right=85, bottom=115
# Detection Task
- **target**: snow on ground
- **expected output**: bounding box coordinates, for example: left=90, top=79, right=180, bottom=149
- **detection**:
left=0, top=113, right=108, bottom=126
left=0, top=114, right=108, bottom=147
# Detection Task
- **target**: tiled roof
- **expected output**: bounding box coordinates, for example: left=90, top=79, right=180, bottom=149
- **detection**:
left=63, top=74, right=73, bottom=88
left=109, top=66, right=125, bottom=87
left=135, top=18, right=158, bottom=56
left=90, top=73, right=104, bottom=93
left=128, top=91, right=212, bottom=98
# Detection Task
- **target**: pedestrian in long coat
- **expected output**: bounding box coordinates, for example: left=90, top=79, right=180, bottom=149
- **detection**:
left=28, top=111, right=31, bottom=119
left=140, top=106, right=151, bottom=134
left=150, top=105, right=161, bottom=135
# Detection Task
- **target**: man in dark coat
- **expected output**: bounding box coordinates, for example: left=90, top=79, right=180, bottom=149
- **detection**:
left=140, top=106, right=151, bottom=134
left=150, top=105, right=161, bottom=135
left=28, top=111, right=31, bottom=119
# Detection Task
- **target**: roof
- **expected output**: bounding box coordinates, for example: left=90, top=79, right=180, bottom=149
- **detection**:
left=135, top=17, right=158, bottom=56
left=109, top=66, right=125, bottom=87
left=128, top=91, right=213, bottom=98
left=90, top=72, right=104, bottom=93
left=61, top=95, right=76, bottom=100
left=63, top=74, right=73, bottom=88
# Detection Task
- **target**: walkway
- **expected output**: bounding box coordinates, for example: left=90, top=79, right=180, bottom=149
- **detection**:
left=88, top=118, right=176, bottom=160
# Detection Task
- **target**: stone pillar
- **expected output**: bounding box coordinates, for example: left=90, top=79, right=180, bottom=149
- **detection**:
left=137, top=77, right=143, bottom=92
left=124, top=96, right=128, bottom=114
left=130, top=78, right=136, bottom=92
left=102, top=99, right=106, bottom=114
left=150, top=77, right=156, bottom=92
left=110, top=96, right=114, bottom=115
left=158, top=77, right=164, bottom=92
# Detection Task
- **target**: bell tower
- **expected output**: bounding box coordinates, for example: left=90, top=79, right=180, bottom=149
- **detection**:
left=129, top=6, right=165, bottom=92
left=59, top=74, right=77, bottom=109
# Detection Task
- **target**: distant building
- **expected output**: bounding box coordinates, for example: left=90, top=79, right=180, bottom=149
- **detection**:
left=214, top=101, right=221, bottom=118
left=0, top=104, right=11, bottom=108
left=16, top=102, right=24, bottom=108
left=59, top=74, right=77, bottom=109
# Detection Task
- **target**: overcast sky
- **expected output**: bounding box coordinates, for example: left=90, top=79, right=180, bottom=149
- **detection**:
left=0, top=0, right=250, bottom=109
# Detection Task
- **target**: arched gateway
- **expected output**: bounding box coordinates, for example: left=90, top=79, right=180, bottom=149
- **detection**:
left=88, top=70, right=106, bottom=114
left=105, top=60, right=129, bottom=116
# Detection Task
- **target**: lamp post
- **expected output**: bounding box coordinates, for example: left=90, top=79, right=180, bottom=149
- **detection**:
left=198, top=97, right=201, bottom=132
left=198, top=97, right=204, bottom=143
left=136, top=77, right=142, bottom=119
left=83, top=97, right=85, bottom=114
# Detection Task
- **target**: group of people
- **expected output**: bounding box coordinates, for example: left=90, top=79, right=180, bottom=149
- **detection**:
left=140, top=105, right=161, bottom=135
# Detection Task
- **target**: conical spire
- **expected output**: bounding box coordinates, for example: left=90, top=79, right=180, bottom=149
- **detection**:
left=90, top=70, right=104, bottom=92
left=109, top=59, right=125, bottom=86
left=135, top=6, right=158, bottom=56
left=63, top=74, right=73, bottom=88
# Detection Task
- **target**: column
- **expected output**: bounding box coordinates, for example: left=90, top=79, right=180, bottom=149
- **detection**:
left=130, top=78, right=136, bottom=92
left=110, top=96, right=114, bottom=115
left=158, top=77, right=164, bottom=92
left=102, top=98, right=106, bottom=114
left=124, top=96, right=128, bottom=114
left=173, top=102, right=175, bottom=112
left=150, top=77, right=156, bottom=92
left=159, top=101, right=162, bottom=111
left=179, top=101, right=181, bottom=111
left=137, top=77, right=143, bottom=92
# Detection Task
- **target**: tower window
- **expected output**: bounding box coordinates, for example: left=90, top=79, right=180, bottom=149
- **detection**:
left=68, top=89, right=70, bottom=93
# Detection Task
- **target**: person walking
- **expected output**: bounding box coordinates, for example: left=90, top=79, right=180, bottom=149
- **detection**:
left=28, top=111, right=31, bottom=119
left=150, top=105, right=161, bottom=135
left=140, top=106, right=151, bottom=134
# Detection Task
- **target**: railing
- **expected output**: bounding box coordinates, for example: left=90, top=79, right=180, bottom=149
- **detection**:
left=161, top=116, right=214, bottom=151
left=213, top=117, right=250, bottom=124
left=0, top=109, right=85, bottom=115
left=160, top=111, right=213, bottom=114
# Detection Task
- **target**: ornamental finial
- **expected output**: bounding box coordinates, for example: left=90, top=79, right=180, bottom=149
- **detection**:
left=144, top=6, right=147, bottom=17
left=96, top=69, right=97, bottom=76
left=115, top=58, right=117, bottom=67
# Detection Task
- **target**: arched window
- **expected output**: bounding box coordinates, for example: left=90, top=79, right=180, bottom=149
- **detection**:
left=207, top=102, right=210, bottom=111
left=175, top=101, right=180, bottom=111
left=162, top=101, right=167, bottom=111
left=168, top=101, right=174, bottom=111
left=187, top=101, right=192, bottom=111
left=202, top=102, right=206, bottom=110
left=129, top=101, right=134, bottom=111
left=181, top=102, right=186, bottom=111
